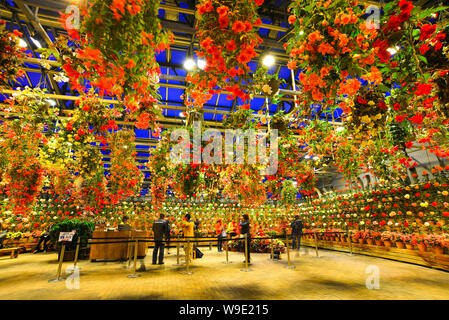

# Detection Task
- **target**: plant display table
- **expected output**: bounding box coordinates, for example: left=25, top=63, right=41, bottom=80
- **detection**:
left=89, top=231, right=150, bottom=262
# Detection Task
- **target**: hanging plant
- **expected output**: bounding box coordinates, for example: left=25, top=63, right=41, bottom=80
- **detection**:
left=108, top=129, right=143, bottom=204
left=286, top=0, right=379, bottom=104
left=60, top=0, right=173, bottom=131
left=281, top=180, right=298, bottom=206
left=188, top=0, right=264, bottom=107
left=0, top=20, right=26, bottom=87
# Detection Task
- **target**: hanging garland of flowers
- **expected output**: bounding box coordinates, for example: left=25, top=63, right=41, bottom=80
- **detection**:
left=0, top=20, right=26, bottom=87
left=0, top=88, right=58, bottom=215
left=185, top=0, right=264, bottom=108
left=60, top=0, right=173, bottom=131
left=108, top=129, right=144, bottom=204
left=286, top=0, right=379, bottom=106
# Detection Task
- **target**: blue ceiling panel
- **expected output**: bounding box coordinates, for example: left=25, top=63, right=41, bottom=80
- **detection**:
left=171, top=50, right=186, bottom=65
left=217, top=94, right=233, bottom=108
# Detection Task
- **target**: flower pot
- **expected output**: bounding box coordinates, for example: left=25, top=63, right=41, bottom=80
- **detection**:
left=433, top=246, right=444, bottom=255
left=375, top=239, right=383, bottom=246
left=405, top=243, right=414, bottom=250
left=358, top=238, right=365, bottom=245
left=396, top=241, right=405, bottom=249
left=366, top=239, right=374, bottom=246
left=383, top=240, right=392, bottom=248
left=231, top=248, right=238, bottom=252
left=417, top=243, right=427, bottom=252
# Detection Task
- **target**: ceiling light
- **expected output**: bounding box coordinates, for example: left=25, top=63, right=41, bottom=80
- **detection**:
left=387, top=47, right=397, bottom=55
left=197, top=59, right=206, bottom=70
left=183, top=58, right=196, bottom=71
left=262, top=54, right=275, bottom=67
left=18, top=39, right=27, bottom=48
left=30, top=37, right=42, bottom=48
left=387, top=46, right=400, bottom=55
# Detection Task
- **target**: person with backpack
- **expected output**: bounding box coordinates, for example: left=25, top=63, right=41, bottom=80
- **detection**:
left=291, top=216, right=304, bottom=251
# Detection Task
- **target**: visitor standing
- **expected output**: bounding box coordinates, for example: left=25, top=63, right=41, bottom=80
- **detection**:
left=240, top=214, right=251, bottom=264
left=229, top=219, right=238, bottom=238
left=152, top=213, right=169, bottom=265
left=291, top=215, right=304, bottom=250
left=215, top=218, right=225, bottom=252
left=182, top=214, right=195, bottom=263
left=118, top=215, right=132, bottom=231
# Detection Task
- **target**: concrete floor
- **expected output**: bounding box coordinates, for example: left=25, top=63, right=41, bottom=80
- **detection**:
left=1, top=246, right=449, bottom=300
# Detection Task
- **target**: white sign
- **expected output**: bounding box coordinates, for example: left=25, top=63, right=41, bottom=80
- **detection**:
left=59, top=230, right=76, bottom=242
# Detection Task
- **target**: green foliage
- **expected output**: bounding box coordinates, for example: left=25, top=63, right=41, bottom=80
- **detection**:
left=49, top=219, right=94, bottom=251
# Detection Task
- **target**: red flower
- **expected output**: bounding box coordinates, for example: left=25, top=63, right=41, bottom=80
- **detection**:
left=232, top=21, right=246, bottom=33
left=219, top=15, right=229, bottom=28
left=12, top=29, right=22, bottom=37
left=419, top=43, right=430, bottom=55
left=288, top=15, right=296, bottom=25
left=420, top=24, right=436, bottom=40
left=125, top=58, right=136, bottom=69
left=216, top=6, right=229, bottom=16
left=415, top=83, right=433, bottom=96
left=254, top=0, right=264, bottom=5
left=409, top=113, right=424, bottom=125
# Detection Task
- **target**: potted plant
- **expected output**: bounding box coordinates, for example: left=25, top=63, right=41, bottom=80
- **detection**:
left=366, top=230, right=374, bottom=246
left=402, top=234, right=415, bottom=250
left=371, top=231, right=382, bottom=247
left=416, top=236, right=427, bottom=252
left=425, top=234, right=445, bottom=255
left=396, top=233, right=406, bottom=249
left=381, top=231, right=393, bottom=248
left=49, top=219, right=94, bottom=262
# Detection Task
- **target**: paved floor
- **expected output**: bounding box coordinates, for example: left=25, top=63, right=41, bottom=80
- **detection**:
left=1, top=246, right=449, bottom=300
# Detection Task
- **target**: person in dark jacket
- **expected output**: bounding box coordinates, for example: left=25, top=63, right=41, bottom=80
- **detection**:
left=240, top=214, right=251, bottom=263
left=118, top=216, right=132, bottom=231
left=152, top=213, right=169, bottom=265
left=291, top=216, right=304, bottom=250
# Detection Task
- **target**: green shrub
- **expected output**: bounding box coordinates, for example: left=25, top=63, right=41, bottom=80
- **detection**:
left=49, top=219, right=94, bottom=251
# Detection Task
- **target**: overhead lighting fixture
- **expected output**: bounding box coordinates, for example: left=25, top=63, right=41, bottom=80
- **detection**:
left=18, top=39, right=27, bottom=48
left=183, top=58, right=196, bottom=71
left=197, top=59, right=206, bottom=70
left=30, top=37, right=42, bottom=48
left=262, top=54, right=275, bottom=67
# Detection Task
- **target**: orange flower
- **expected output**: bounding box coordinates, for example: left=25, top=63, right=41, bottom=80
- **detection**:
left=308, top=31, right=323, bottom=44
left=287, top=60, right=297, bottom=70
